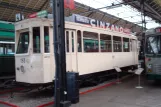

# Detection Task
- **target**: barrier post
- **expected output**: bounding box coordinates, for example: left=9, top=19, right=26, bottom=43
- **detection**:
left=135, top=68, right=144, bottom=89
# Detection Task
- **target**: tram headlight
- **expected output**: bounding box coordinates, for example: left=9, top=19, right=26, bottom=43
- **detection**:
left=20, top=66, right=25, bottom=73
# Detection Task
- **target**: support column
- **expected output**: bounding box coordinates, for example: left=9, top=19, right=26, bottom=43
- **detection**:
left=52, top=0, right=71, bottom=107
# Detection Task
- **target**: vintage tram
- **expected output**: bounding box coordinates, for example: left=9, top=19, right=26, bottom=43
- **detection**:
left=15, top=14, right=139, bottom=84
left=145, top=27, right=161, bottom=81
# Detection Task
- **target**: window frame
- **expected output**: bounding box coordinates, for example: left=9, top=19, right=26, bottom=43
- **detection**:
left=113, top=36, right=122, bottom=52
left=100, top=34, right=112, bottom=52
left=16, top=31, right=30, bottom=54
left=32, top=27, right=41, bottom=54
left=123, top=37, right=130, bottom=52
left=77, top=30, right=82, bottom=52
left=65, top=31, right=70, bottom=53
left=83, top=31, right=99, bottom=53
left=44, top=26, right=50, bottom=53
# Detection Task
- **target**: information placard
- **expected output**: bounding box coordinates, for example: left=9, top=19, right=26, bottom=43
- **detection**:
left=114, top=67, right=122, bottom=72
left=135, top=68, right=144, bottom=75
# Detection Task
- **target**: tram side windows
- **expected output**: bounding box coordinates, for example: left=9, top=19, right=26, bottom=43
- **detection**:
left=100, top=34, right=112, bottom=52
left=130, top=39, right=132, bottom=51
left=33, top=27, right=40, bottom=53
left=113, top=36, right=122, bottom=52
left=6, top=44, right=15, bottom=54
left=0, top=44, right=4, bottom=54
left=44, top=26, right=50, bottom=53
left=123, top=38, right=130, bottom=52
left=66, top=31, right=69, bottom=52
left=83, top=31, right=99, bottom=52
left=72, top=32, right=74, bottom=52
left=77, top=30, right=82, bottom=52
left=16, top=32, right=29, bottom=54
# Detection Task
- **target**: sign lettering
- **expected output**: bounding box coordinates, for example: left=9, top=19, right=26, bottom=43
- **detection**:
left=74, top=14, right=131, bottom=34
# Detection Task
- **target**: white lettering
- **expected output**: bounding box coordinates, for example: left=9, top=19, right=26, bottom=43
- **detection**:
left=73, top=14, right=131, bottom=34
left=105, top=23, right=110, bottom=30
left=100, top=21, right=105, bottom=28
left=90, top=19, right=96, bottom=27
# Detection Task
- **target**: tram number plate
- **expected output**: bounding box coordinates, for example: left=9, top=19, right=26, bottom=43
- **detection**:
left=20, top=58, right=25, bottom=63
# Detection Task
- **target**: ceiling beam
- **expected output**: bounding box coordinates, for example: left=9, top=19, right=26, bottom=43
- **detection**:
left=0, top=1, right=40, bottom=13
left=112, top=18, right=122, bottom=24
left=124, top=0, right=161, bottom=23
left=144, top=2, right=161, bottom=19
left=40, top=0, right=49, bottom=10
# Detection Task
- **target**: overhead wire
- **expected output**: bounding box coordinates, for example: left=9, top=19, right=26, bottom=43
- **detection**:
left=75, top=0, right=160, bottom=28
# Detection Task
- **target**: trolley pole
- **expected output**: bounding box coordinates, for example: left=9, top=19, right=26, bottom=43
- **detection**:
left=52, top=0, right=71, bottom=107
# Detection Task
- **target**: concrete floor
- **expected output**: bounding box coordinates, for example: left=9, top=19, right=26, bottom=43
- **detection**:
left=1, top=76, right=161, bottom=107
left=48, top=76, right=161, bottom=107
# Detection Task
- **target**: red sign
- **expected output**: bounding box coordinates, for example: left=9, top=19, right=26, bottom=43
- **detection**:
left=64, top=0, right=75, bottom=10
left=28, top=13, right=37, bottom=18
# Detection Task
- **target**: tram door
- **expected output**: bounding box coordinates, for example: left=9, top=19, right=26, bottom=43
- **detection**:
left=65, top=30, right=77, bottom=72
left=132, top=39, right=137, bottom=64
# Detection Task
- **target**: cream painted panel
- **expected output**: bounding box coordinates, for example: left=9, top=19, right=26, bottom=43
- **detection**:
left=43, top=54, right=52, bottom=83
left=113, top=52, right=134, bottom=67
left=66, top=53, right=72, bottom=71
left=77, top=53, right=113, bottom=75
left=16, top=55, right=44, bottom=83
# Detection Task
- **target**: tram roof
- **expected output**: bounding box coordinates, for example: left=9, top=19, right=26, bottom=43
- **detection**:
left=0, top=0, right=160, bottom=34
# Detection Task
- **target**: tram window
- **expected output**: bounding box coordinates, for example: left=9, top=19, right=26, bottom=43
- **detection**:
left=130, top=39, right=132, bottom=51
left=0, top=44, right=4, bottom=54
left=83, top=31, right=98, bottom=52
left=72, top=32, right=74, bottom=52
left=16, top=32, right=29, bottom=54
left=6, top=44, right=14, bottom=54
left=77, top=30, right=82, bottom=52
left=100, top=34, right=112, bottom=52
left=123, top=38, right=130, bottom=52
left=44, top=26, right=50, bottom=53
left=33, top=27, right=40, bottom=53
left=113, top=36, right=122, bottom=52
left=66, top=31, right=69, bottom=52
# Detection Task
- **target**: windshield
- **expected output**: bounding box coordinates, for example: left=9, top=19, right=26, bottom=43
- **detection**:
left=146, top=35, right=161, bottom=54
left=16, top=32, right=29, bottom=54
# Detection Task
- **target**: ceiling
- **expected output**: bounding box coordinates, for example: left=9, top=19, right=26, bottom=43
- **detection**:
left=0, top=0, right=160, bottom=33
left=123, top=0, right=161, bottom=23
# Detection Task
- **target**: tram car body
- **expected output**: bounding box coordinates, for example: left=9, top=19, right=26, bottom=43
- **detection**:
left=0, top=41, right=15, bottom=80
left=0, top=22, right=15, bottom=81
left=145, top=27, right=161, bottom=80
left=15, top=14, right=138, bottom=84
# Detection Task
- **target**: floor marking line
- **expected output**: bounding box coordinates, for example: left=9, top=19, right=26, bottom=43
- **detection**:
left=0, top=101, right=19, bottom=107
left=37, top=74, right=133, bottom=107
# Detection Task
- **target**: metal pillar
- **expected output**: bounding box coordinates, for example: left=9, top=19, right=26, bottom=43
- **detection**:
left=52, top=0, right=71, bottom=107
left=140, top=0, right=146, bottom=31
left=140, top=0, right=146, bottom=67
